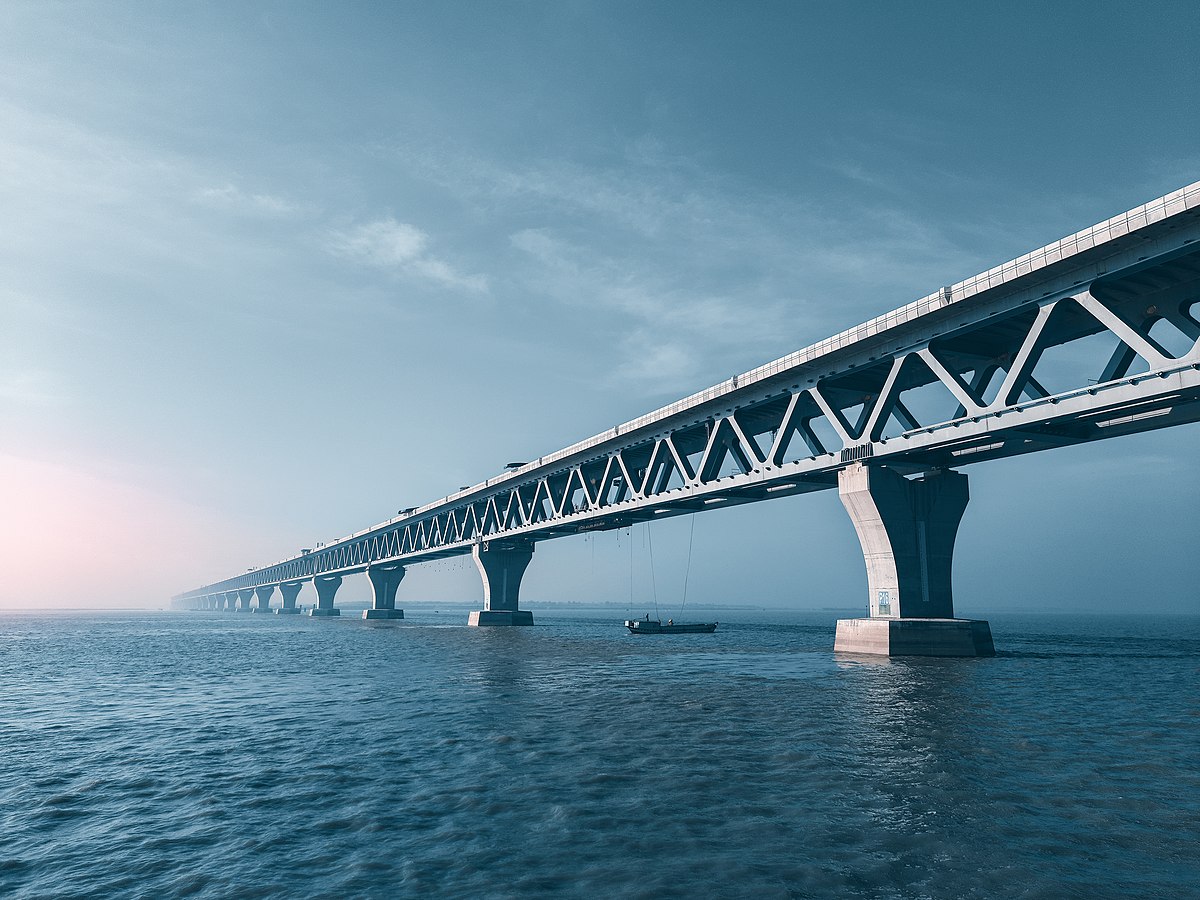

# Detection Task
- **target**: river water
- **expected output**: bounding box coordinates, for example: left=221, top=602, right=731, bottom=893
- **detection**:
left=1, top=608, right=1197, bottom=899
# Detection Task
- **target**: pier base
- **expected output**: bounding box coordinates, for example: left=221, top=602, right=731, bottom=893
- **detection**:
left=276, top=607, right=302, bottom=615
left=311, top=575, right=342, bottom=617
left=468, top=541, right=535, bottom=626
left=834, top=618, right=995, bottom=657
left=362, top=608, right=404, bottom=620
left=468, top=609, right=534, bottom=626
left=363, top=565, right=405, bottom=621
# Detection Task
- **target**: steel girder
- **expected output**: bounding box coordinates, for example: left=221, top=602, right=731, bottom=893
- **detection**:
left=175, top=183, right=1200, bottom=602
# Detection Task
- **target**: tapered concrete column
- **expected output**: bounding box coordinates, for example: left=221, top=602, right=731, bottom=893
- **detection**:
left=839, top=463, right=967, bottom=618
left=834, top=463, right=993, bottom=656
left=469, top=540, right=534, bottom=626
left=223, top=592, right=237, bottom=612
left=363, top=565, right=405, bottom=619
left=237, top=589, right=255, bottom=612
left=254, top=584, right=275, bottom=613
left=277, top=581, right=304, bottom=615
left=309, top=575, right=342, bottom=617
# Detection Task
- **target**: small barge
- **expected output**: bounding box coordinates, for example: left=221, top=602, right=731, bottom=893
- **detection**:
left=624, top=617, right=717, bottom=635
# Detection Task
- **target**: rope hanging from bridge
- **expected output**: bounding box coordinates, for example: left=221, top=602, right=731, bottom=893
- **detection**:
left=679, top=515, right=696, bottom=622
left=646, top=522, right=660, bottom=621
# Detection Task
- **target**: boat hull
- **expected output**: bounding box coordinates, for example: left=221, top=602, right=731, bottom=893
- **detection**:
left=624, top=620, right=717, bottom=634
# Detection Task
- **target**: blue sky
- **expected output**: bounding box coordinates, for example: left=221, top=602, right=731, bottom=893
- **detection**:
left=1, top=1, right=1197, bottom=611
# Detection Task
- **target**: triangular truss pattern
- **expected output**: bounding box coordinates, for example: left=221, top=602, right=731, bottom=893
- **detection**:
left=188, top=242, right=1200, bottom=597
left=528, top=479, right=556, bottom=524
left=698, top=417, right=756, bottom=483
left=558, top=468, right=593, bottom=515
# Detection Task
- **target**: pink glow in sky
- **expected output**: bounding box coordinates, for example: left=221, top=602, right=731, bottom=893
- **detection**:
left=0, top=454, right=251, bottom=609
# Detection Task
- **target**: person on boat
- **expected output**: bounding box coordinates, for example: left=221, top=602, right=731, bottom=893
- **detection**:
left=668, top=619, right=673, bottom=626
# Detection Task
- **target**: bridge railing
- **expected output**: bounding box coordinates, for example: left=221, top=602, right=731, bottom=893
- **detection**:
left=176, top=182, right=1200, bottom=601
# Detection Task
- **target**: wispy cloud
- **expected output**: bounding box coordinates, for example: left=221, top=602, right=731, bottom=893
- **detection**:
left=326, top=217, right=488, bottom=293
left=509, top=226, right=799, bottom=393
left=192, top=183, right=299, bottom=216
left=392, top=139, right=989, bottom=326
left=0, top=369, right=67, bottom=405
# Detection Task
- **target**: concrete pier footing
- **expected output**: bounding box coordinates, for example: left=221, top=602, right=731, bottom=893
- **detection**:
left=834, top=617, right=995, bottom=657
left=253, top=585, right=274, bottom=614
left=278, top=581, right=304, bottom=615
left=468, top=609, right=534, bottom=626
left=469, top=541, right=534, bottom=626
left=835, top=463, right=994, bottom=657
left=311, top=575, right=342, bottom=618
left=364, top=565, right=405, bottom=620
left=363, top=608, right=404, bottom=619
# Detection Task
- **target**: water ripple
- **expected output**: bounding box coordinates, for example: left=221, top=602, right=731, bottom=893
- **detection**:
left=0, top=610, right=1197, bottom=898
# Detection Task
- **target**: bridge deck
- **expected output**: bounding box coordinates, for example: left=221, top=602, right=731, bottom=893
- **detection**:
left=177, top=183, right=1200, bottom=600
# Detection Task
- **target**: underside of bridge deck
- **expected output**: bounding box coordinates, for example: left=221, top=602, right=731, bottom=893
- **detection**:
left=173, top=182, right=1200, bottom=654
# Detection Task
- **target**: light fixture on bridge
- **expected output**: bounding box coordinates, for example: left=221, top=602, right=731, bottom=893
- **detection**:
left=1096, top=407, right=1172, bottom=428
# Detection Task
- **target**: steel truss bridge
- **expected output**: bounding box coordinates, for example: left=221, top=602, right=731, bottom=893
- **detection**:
left=176, top=183, right=1200, bottom=649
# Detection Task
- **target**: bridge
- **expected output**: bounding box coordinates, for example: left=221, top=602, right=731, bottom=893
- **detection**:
left=174, top=182, right=1200, bottom=655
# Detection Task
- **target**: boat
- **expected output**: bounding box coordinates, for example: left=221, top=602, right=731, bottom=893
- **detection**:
left=622, top=519, right=716, bottom=634
left=624, top=616, right=717, bottom=635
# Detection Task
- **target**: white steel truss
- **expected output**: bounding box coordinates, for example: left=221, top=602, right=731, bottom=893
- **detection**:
left=177, top=183, right=1200, bottom=603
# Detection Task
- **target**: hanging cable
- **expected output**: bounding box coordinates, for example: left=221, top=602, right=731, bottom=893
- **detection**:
left=679, top=515, right=696, bottom=620
left=628, top=526, right=634, bottom=615
left=647, top=522, right=660, bottom=621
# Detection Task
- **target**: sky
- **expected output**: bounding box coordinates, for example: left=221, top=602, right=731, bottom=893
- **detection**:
left=1, top=1, right=1197, bottom=613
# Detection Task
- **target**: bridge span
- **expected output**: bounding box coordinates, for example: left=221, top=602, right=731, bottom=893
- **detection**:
left=175, top=182, right=1200, bottom=655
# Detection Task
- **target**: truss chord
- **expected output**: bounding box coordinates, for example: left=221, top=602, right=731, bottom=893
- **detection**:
left=177, top=185, right=1200, bottom=601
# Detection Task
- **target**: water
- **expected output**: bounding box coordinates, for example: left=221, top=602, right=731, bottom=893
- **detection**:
left=1, top=608, right=1197, bottom=899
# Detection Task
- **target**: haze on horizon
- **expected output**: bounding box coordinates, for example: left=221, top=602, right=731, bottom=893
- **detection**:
left=1, top=1, right=1197, bottom=614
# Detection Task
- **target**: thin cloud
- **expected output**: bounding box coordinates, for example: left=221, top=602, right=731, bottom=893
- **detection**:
left=0, top=370, right=68, bottom=406
left=326, top=218, right=488, bottom=293
left=192, top=183, right=299, bottom=216
left=508, top=227, right=800, bottom=394
left=397, top=139, right=986, bottom=313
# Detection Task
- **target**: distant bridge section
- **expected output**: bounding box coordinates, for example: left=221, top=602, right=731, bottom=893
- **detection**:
left=176, top=183, right=1200, bottom=652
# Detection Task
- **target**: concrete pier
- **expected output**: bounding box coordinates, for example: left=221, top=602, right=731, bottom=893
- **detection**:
left=309, top=575, right=342, bottom=617
left=253, top=584, right=275, bottom=614
left=363, top=564, right=405, bottom=619
left=237, top=589, right=255, bottom=612
left=469, top=541, right=534, bottom=626
left=834, top=463, right=993, bottom=657
left=277, top=581, right=304, bottom=615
